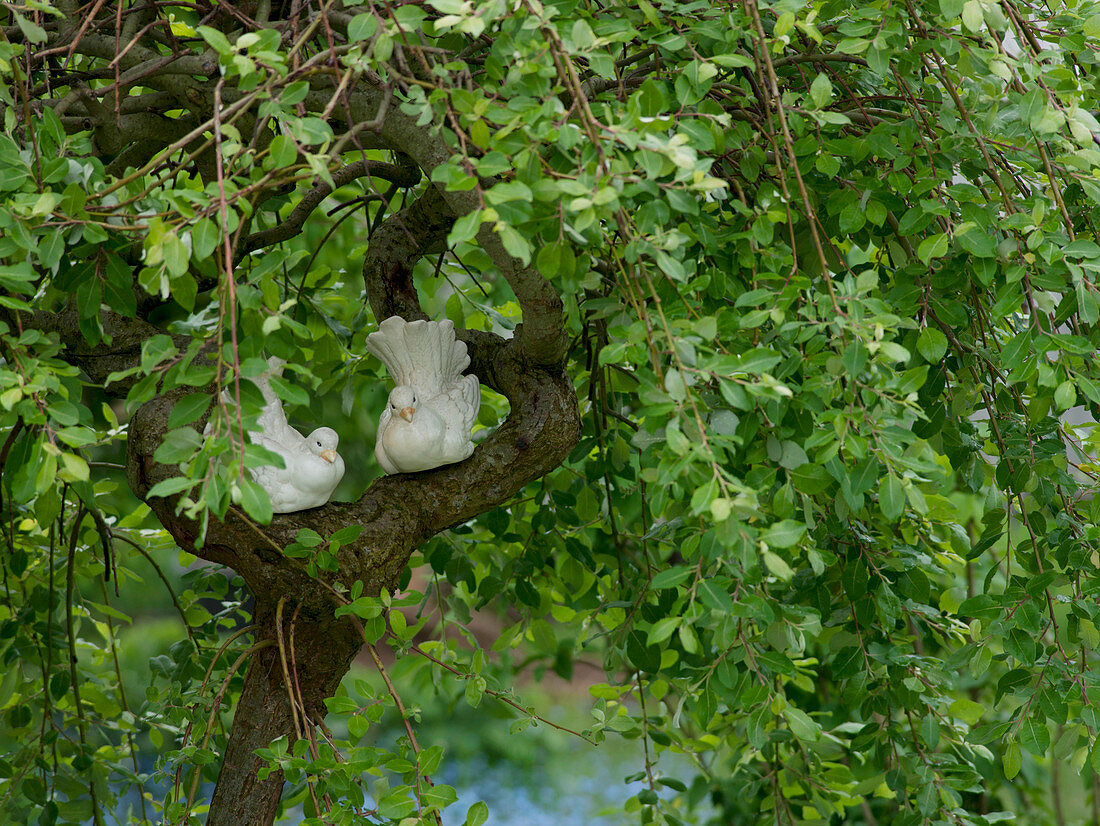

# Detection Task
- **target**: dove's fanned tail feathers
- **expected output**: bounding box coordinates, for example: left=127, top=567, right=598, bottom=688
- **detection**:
left=365, top=317, right=470, bottom=394
left=211, top=356, right=290, bottom=440
left=403, top=320, right=445, bottom=390
left=363, top=316, right=413, bottom=384
left=254, top=356, right=290, bottom=437
left=448, top=330, right=471, bottom=383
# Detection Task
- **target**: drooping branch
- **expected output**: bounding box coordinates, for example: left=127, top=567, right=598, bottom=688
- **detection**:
left=29, top=308, right=191, bottom=392
left=240, top=158, right=422, bottom=255
left=205, top=612, right=362, bottom=826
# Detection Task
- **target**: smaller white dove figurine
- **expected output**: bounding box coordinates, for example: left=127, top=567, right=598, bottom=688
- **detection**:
left=217, top=358, right=345, bottom=513
left=365, top=317, right=481, bottom=474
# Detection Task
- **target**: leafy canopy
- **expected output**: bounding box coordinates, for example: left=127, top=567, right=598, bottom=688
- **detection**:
left=2, top=0, right=1100, bottom=825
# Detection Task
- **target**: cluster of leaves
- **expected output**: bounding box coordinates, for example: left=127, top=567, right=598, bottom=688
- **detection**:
left=3, top=0, right=1100, bottom=825
left=401, top=0, right=1100, bottom=824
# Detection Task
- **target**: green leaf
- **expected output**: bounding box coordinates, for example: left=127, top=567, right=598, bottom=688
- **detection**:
left=449, top=210, right=483, bottom=244
left=916, top=327, right=948, bottom=363
left=961, top=0, right=983, bottom=31
left=103, top=253, right=137, bottom=317
left=141, top=335, right=178, bottom=374
left=495, top=223, right=531, bottom=265
left=147, top=477, right=198, bottom=498
left=1078, top=282, right=1099, bottom=324
left=239, top=479, right=273, bottom=524
left=0, top=387, right=21, bottom=410
left=1090, top=739, right=1100, bottom=777
left=466, top=801, right=489, bottom=826
left=1054, top=380, right=1075, bottom=411
left=879, top=474, right=904, bottom=521
left=330, top=525, right=364, bottom=545
left=1003, top=742, right=1022, bottom=780
left=334, top=597, right=383, bottom=620
left=762, top=550, right=794, bottom=581
left=1080, top=619, right=1099, bottom=650
left=762, top=520, right=806, bottom=549
left=268, top=134, right=297, bottom=167
left=917, top=233, right=949, bottom=264
left=168, top=393, right=212, bottom=430
left=948, top=698, right=985, bottom=726
left=1001, top=331, right=1031, bottom=370
left=377, top=790, right=416, bottom=820
left=418, top=745, right=444, bottom=776
left=58, top=453, right=89, bottom=483
left=1053, top=726, right=1080, bottom=760
left=648, top=616, right=681, bottom=645
left=664, top=369, right=686, bottom=402
left=920, top=714, right=940, bottom=749
left=650, top=565, right=692, bottom=590
left=420, top=784, right=458, bottom=808
left=809, top=72, right=832, bottom=108
left=13, top=11, right=47, bottom=44
left=957, top=226, right=995, bottom=258
left=1018, top=715, right=1050, bottom=757
left=347, top=13, right=377, bottom=41
left=153, top=427, right=202, bottom=464
left=163, top=231, right=189, bottom=276
left=785, top=707, right=820, bottom=741
left=191, top=218, right=219, bottom=262
left=464, top=675, right=486, bottom=707
left=196, top=25, right=233, bottom=55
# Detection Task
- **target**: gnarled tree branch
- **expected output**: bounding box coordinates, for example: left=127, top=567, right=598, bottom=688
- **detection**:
left=240, top=158, right=422, bottom=255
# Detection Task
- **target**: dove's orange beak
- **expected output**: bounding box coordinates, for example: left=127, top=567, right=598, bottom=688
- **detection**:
left=321, top=449, right=338, bottom=463
left=399, top=407, right=414, bottom=422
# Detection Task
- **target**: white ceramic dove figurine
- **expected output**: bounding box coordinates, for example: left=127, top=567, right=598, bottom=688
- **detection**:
left=221, top=358, right=345, bottom=513
left=365, top=317, right=481, bottom=474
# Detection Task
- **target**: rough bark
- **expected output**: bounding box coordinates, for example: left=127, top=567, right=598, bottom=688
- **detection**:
left=205, top=614, right=363, bottom=826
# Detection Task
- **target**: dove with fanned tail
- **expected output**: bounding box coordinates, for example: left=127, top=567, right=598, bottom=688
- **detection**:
left=364, top=317, right=481, bottom=474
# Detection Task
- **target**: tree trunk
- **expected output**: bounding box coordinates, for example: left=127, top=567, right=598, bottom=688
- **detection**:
left=207, top=647, right=293, bottom=826
left=207, top=613, right=362, bottom=826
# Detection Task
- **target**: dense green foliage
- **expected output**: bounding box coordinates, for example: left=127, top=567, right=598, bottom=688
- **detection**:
left=3, top=0, right=1100, bottom=824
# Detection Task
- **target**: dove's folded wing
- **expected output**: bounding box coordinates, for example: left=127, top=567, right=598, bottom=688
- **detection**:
left=374, top=406, right=400, bottom=474
left=248, top=434, right=291, bottom=502
left=459, top=374, right=480, bottom=433
left=435, top=375, right=480, bottom=434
